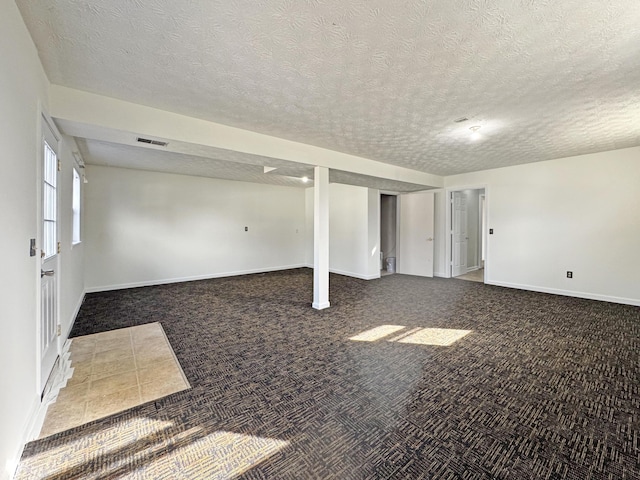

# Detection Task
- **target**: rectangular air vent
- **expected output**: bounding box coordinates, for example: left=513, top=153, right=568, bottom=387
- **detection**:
left=137, top=137, right=168, bottom=147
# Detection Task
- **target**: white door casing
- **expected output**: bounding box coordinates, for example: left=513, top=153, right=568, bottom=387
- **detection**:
left=452, top=191, right=468, bottom=277
left=397, top=191, right=434, bottom=277
left=39, top=117, right=60, bottom=392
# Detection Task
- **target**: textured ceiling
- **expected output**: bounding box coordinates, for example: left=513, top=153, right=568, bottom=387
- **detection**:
left=77, top=139, right=308, bottom=188
left=17, top=0, right=640, bottom=177
left=79, top=139, right=430, bottom=192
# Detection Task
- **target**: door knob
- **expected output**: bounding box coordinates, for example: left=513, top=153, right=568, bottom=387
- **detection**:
left=427, top=237, right=433, bottom=241
left=41, top=269, right=54, bottom=277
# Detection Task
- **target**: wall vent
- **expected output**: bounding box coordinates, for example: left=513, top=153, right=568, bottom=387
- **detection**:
left=137, top=137, right=168, bottom=147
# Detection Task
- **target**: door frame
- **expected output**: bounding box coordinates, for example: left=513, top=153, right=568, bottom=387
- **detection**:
left=379, top=192, right=398, bottom=272
left=445, top=185, right=489, bottom=281
left=36, top=110, right=62, bottom=394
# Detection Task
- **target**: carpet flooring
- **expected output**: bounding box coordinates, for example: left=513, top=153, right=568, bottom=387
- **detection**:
left=17, top=269, right=640, bottom=479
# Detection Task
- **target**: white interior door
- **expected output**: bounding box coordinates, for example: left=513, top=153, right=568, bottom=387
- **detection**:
left=452, top=191, right=468, bottom=277
left=397, top=191, right=434, bottom=277
left=40, top=119, right=60, bottom=391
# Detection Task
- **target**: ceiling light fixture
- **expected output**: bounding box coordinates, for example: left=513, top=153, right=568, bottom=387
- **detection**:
left=302, top=176, right=309, bottom=183
left=469, top=126, right=482, bottom=141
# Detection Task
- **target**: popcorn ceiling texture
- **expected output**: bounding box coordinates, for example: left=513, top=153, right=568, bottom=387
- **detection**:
left=17, top=0, right=640, bottom=176
left=79, top=139, right=430, bottom=192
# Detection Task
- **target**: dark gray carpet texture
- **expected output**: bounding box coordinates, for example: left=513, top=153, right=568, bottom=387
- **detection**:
left=18, top=269, right=640, bottom=479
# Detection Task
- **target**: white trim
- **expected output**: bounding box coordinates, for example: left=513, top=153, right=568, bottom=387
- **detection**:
left=303, top=264, right=381, bottom=280
left=85, top=264, right=307, bottom=293
left=65, top=291, right=86, bottom=340
left=329, top=268, right=380, bottom=280
left=488, top=281, right=640, bottom=307
left=312, top=301, right=331, bottom=310
left=445, top=184, right=489, bottom=280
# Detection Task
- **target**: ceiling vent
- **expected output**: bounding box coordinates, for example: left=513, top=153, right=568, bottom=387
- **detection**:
left=454, top=117, right=469, bottom=123
left=137, top=137, right=168, bottom=147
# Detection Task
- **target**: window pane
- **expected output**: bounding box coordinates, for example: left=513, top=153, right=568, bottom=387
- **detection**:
left=43, top=140, right=57, bottom=257
left=72, top=169, right=81, bottom=244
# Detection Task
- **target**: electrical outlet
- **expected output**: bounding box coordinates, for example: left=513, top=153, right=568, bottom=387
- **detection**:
left=566, top=271, right=573, bottom=278
left=489, top=228, right=494, bottom=234
left=245, top=226, right=248, bottom=232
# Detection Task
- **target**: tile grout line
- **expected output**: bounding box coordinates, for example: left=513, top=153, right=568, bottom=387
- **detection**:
left=39, top=324, right=189, bottom=438
left=131, top=330, right=144, bottom=404
left=82, top=338, right=98, bottom=424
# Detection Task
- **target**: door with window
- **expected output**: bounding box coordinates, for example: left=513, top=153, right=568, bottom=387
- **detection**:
left=40, top=118, right=59, bottom=391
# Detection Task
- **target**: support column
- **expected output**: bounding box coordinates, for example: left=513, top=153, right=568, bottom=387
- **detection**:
left=312, top=166, right=330, bottom=310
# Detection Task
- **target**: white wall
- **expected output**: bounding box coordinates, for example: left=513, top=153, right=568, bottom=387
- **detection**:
left=0, top=2, right=84, bottom=476
left=305, top=183, right=380, bottom=280
left=57, top=136, right=86, bottom=338
left=328, top=184, right=370, bottom=278
left=445, top=147, right=640, bottom=305
left=84, top=166, right=306, bottom=291
left=0, top=2, right=50, bottom=477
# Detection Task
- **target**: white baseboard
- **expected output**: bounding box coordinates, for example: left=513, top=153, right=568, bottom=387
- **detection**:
left=330, top=268, right=380, bottom=280
left=312, top=301, right=331, bottom=310
left=434, top=271, right=448, bottom=278
left=488, top=280, right=640, bottom=306
left=64, top=290, right=86, bottom=339
left=86, top=264, right=307, bottom=293
left=302, top=264, right=379, bottom=280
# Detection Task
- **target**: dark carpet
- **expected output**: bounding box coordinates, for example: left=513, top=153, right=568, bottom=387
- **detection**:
left=18, top=269, right=640, bottom=479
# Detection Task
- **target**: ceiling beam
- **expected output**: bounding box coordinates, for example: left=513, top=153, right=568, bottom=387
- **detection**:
left=49, top=85, right=443, bottom=188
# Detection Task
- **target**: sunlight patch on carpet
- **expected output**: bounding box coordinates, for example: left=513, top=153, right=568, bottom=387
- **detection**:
left=17, top=417, right=174, bottom=479
left=349, top=325, right=406, bottom=342
left=139, top=429, right=290, bottom=479
left=396, top=328, right=472, bottom=346
left=349, top=325, right=471, bottom=346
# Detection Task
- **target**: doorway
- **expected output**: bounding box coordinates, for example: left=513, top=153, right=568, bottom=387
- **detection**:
left=380, top=194, right=397, bottom=275
left=450, top=188, right=486, bottom=283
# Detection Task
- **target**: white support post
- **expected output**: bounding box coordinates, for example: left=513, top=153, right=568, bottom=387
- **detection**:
left=312, top=166, right=330, bottom=309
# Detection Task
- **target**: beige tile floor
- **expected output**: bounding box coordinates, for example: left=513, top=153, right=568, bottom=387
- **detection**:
left=39, top=322, right=190, bottom=439
left=454, top=268, right=484, bottom=283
